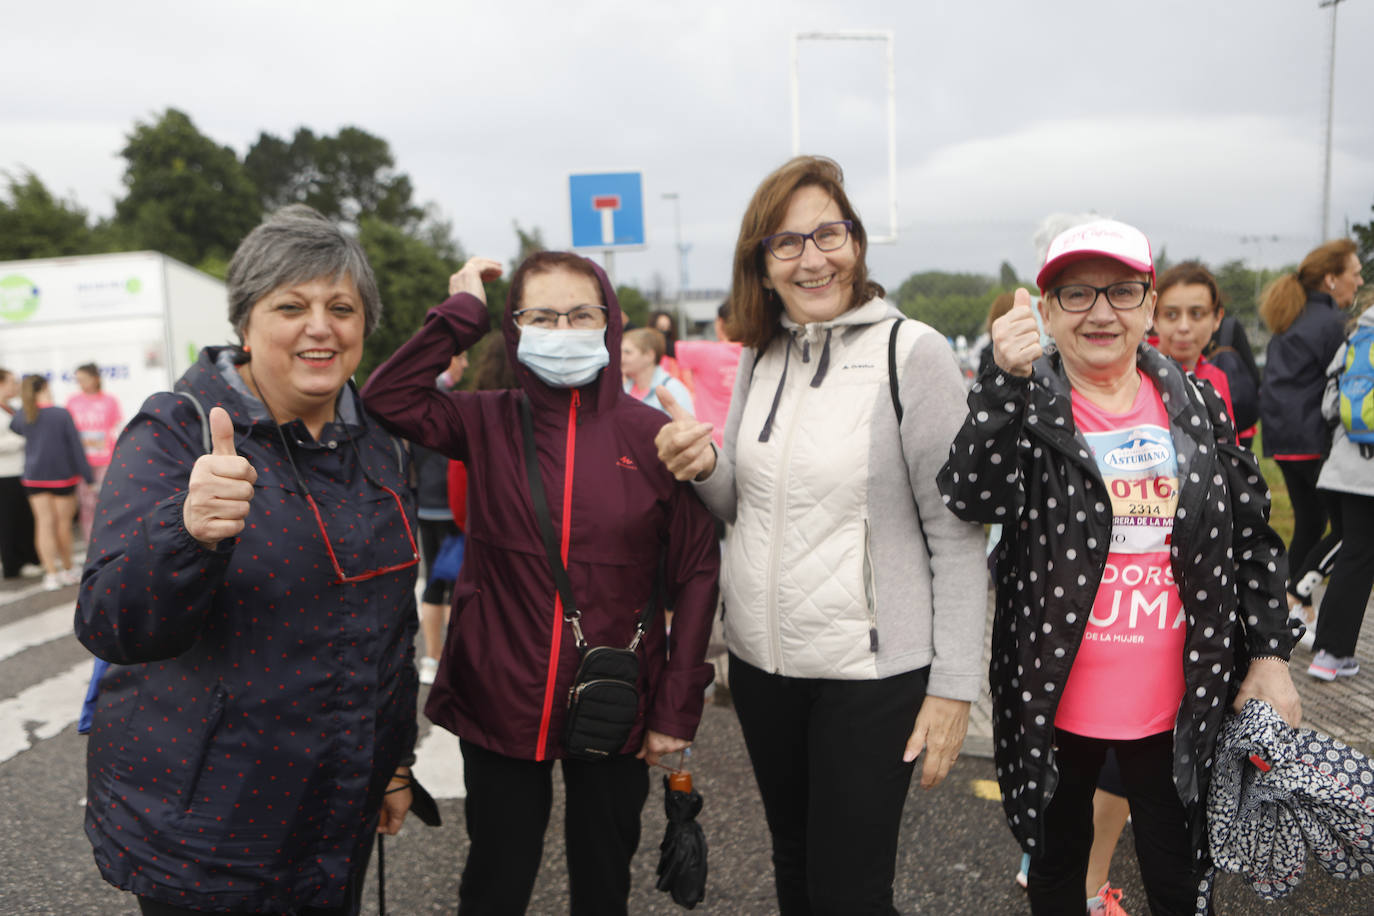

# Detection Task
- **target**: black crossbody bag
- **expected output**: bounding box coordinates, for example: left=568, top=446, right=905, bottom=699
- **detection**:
left=520, top=396, right=662, bottom=760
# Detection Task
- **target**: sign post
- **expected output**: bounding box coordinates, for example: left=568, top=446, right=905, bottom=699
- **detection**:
left=569, top=172, right=646, bottom=287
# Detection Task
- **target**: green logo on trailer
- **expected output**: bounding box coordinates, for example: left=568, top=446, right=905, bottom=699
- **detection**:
left=126, top=276, right=143, bottom=294
left=0, top=275, right=40, bottom=321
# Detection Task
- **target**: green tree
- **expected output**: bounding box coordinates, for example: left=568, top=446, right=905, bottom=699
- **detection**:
left=356, top=217, right=461, bottom=383
left=511, top=221, right=545, bottom=270
left=1353, top=201, right=1374, bottom=285
left=615, top=285, right=650, bottom=327
left=999, top=260, right=1019, bottom=289
left=245, top=126, right=424, bottom=229
left=112, top=109, right=261, bottom=268
left=0, top=170, right=94, bottom=260
left=1213, top=258, right=1261, bottom=326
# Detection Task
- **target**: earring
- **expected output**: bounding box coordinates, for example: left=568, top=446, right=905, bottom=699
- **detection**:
left=243, top=344, right=252, bottom=354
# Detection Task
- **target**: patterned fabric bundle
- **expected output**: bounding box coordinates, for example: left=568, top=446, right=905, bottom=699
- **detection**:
left=1207, top=699, right=1374, bottom=903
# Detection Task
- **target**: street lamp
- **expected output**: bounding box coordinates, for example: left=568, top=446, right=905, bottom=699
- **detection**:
left=1318, top=0, right=1346, bottom=242
left=661, top=192, right=690, bottom=330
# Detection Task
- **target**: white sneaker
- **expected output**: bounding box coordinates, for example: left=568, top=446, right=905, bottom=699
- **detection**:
left=42, top=572, right=61, bottom=591
left=418, top=656, right=439, bottom=685
left=60, top=567, right=81, bottom=586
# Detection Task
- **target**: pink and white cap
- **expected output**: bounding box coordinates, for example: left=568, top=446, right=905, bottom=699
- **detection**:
left=1036, top=219, right=1154, bottom=292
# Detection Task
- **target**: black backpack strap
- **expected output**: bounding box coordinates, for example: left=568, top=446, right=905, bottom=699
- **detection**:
left=887, top=318, right=904, bottom=424
left=519, top=394, right=663, bottom=649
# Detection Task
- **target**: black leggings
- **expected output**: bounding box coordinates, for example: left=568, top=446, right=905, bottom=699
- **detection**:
left=729, top=653, right=928, bottom=916
left=1277, top=459, right=1339, bottom=600
left=1314, top=491, right=1374, bottom=658
left=1028, top=729, right=1205, bottom=916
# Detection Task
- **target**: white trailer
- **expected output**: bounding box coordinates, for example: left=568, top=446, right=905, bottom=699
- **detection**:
left=0, top=251, right=230, bottom=414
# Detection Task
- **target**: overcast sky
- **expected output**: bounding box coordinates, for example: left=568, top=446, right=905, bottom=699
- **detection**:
left=6, top=0, right=1373, bottom=295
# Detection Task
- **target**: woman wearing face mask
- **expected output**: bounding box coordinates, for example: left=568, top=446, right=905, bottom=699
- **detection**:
left=361, top=252, right=719, bottom=916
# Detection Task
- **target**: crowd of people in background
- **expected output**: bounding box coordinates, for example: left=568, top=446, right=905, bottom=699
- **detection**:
left=4, top=152, right=1372, bottom=916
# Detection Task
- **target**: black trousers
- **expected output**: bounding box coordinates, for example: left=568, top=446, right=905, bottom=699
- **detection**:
left=1028, top=729, right=1204, bottom=916
left=1314, top=491, right=1374, bottom=658
left=457, top=739, right=649, bottom=916
left=1277, top=458, right=1340, bottom=599
left=0, top=475, right=38, bottom=576
left=729, top=653, right=928, bottom=916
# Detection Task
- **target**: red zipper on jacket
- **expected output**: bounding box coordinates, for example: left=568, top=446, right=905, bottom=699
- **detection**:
left=535, top=389, right=579, bottom=760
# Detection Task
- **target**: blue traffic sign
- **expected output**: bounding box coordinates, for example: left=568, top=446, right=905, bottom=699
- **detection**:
left=569, top=172, right=645, bottom=249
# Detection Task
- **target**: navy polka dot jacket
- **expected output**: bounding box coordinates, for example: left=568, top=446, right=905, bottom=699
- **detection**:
left=76, top=347, right=420, bottom=913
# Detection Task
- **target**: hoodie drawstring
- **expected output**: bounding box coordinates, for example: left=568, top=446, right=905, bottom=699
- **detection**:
left=809, top=328, right=833, bottom=388
left=758, top=340, right=791, bottom=443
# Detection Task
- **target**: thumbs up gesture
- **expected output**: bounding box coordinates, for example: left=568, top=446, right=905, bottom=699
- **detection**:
left=184, top=406, right=259, bottom=549
left=653, top=387, right=716, bottom=482
left=991, top=289, right=1044, bottom=378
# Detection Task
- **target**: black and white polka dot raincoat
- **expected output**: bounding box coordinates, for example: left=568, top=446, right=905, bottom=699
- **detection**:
left=937, top=344, right=1298, bottom=871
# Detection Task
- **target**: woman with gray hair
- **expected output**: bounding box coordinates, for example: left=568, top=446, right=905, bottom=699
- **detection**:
left=76, top=205, right=424, bottom=915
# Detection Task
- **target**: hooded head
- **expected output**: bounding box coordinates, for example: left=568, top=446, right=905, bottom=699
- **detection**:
left=503, top=252, right=624, bottom=412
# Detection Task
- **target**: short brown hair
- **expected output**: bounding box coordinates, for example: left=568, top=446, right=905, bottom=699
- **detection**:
left=728, top=156, right=884, bottom=349
left=508, top=251, right=604, bottom=318
left=1156, top=262, right=1223, bottom=311
left=624, top=327, right=666, bottom=362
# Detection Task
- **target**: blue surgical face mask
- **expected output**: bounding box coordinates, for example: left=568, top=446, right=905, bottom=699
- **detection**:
left=516, top=326, right=610, bottom=388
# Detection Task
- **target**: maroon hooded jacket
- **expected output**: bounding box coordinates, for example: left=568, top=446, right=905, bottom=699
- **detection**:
left=361, top=261, right=719, bottom=761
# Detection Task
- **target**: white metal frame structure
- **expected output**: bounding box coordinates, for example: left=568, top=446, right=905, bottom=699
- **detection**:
left=790, top=30, right=898, bottom=244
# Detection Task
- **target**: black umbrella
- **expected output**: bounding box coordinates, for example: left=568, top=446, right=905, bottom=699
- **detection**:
left=1207, top=699, right=1374, bottom=904
left=656, top=767, right=708, bottom=909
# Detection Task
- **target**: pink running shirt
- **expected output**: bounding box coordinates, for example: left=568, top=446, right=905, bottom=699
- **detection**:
left=672, top=341, right=742, bottom=448
left=66, top=391, right=123, bottom=468
left=1055, top=372, right=1186, bottom=739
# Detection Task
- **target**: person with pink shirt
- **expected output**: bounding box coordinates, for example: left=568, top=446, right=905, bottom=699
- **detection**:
left=65, top=363, right=122, bottom=543
left=939, top=219, right=1299, bottom=916
left=671, top=302, right=742, bottom=447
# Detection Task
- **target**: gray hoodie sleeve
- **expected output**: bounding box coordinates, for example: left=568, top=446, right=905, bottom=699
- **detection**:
left=894, top=330, right=989, bottom=702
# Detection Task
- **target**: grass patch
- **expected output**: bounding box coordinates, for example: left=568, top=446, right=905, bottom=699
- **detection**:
left=1250, top=428, right=1294, bottom=546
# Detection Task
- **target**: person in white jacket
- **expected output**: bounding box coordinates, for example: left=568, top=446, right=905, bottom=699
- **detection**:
left=655, top=156, right=987, bottom=915
left=1308, top=299, right=1374, bottom=681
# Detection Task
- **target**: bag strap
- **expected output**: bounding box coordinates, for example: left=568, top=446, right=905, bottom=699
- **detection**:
left=519, top=395, right=662, bottom=649
left=887, top=317, right=904, bottom=424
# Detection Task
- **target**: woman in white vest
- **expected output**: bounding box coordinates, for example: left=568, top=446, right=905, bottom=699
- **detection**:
left=654, top=156, right=987, bottom=915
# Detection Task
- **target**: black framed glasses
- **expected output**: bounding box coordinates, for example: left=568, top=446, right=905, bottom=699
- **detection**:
left=1051, top=281, right=1150, bottom=313
left=513, top=305, right=609, bottom=329
left=760, top=220, right=853, bottom=260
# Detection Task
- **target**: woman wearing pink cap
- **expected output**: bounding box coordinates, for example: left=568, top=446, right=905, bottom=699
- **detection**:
left=939, top=219, right=1300, bottom=915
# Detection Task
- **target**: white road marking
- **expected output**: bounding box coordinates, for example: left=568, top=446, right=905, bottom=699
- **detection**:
left=0, top=659, right=92, bottom=764
left=412, top=724, right=465, bottom=799
left=0, top=603, right=77, bottom=662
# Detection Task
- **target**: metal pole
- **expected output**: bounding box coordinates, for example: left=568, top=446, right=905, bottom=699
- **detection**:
left=1319, top=0, right=1344, bottom=242
left=603, top=250, right=615, bottom=288
left=790, top=36, right=802, bottom=156
left=662, top=192, right=686, bottom=330
left=885, top=33, right=898, bottom=245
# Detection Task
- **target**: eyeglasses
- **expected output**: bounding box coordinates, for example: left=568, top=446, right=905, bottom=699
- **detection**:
left=1051, top=281, right=1150, bottom=313
left=1154, top=306, right=1215, bottom=324
left=513, top=305, right=609, bottom=329
left=272, top=422, right=420, bottom=585
left=760, top=220, right=853, bottom=260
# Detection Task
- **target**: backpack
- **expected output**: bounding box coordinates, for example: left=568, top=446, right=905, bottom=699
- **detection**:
left=1337, top=325, right=1374, bottom=445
